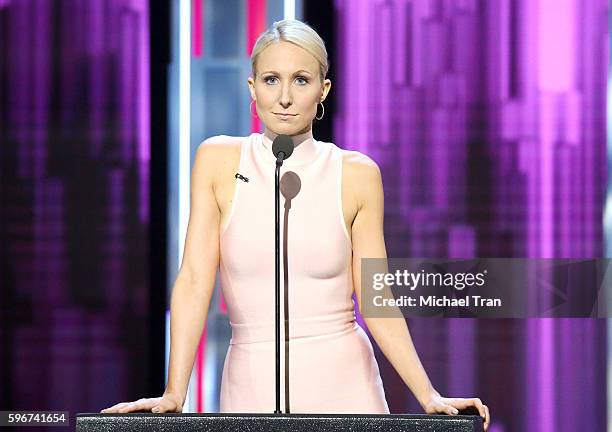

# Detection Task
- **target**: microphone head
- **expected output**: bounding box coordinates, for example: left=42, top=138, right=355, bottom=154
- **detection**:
left=272, top=134, right=294, bottom=160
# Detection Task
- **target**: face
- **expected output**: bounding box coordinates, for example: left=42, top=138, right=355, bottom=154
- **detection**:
left=248, top=41, right=331, bottom=136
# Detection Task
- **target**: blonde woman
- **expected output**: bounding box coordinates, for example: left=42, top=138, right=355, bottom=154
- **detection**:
left=102, top=19, right=490, bottom=430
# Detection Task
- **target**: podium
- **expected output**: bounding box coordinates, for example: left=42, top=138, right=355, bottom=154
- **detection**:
left=77, top=413, right=484, bottom=431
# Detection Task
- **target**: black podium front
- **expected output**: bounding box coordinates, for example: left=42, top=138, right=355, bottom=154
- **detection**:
left=77, top=413, right=484, bottom=431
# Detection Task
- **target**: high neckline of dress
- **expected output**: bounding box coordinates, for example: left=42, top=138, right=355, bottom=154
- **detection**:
left=259, top=128, right=320, bottom=167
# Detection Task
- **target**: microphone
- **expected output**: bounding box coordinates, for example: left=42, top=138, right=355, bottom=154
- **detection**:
left=272, top=134, right=294, bottom=164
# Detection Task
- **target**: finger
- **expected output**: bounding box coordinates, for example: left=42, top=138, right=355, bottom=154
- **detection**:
left=152, top=401, right=168, bottom=413
left=483, top=404, right=490, bottom=428
left=441, top=398, right=465, bottom=408
left=442, top=404, right=459, bottom=416
left=118, top=399, right=157, bottom=413
left=117, top=400, right=141, bottom=413
left=447, top=397, right=484, bottom=416
left=101, top=402, right=131, bottom=413
left=117, top=403, right=137, bottom=413
left=153, top=400, right=175, bottom=413
left=137, top=399, right=160, bottom=412
left=105, top=402, right=131, bottom=412
left=472, top=398, right=486, bottom=419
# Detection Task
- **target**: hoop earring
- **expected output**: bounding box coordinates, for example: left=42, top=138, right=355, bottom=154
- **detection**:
left=315, top=102, right=325, bottom=121
left=250, top=100, right=258, bottom=118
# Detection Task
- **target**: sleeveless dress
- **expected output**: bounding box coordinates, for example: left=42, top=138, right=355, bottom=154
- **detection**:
left=218, top=130, right=389, bottom=414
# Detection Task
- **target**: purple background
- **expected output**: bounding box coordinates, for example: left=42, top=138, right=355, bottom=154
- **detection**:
left=0, top=0, right=151, bottom=421
left=334, top=1, right=608, bottom=431
left=0, top=0, right=609, bottom=431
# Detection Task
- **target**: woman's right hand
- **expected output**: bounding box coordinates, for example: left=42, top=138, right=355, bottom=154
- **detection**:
left=100, top=392, right=184, bottom=414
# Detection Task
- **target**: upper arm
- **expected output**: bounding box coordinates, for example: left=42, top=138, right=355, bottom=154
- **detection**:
left=177, top=137, right=224, bottom=294
left=349, top=154, right=387, bottom=310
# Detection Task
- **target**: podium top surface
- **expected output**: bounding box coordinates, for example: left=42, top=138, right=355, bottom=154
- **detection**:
left=77, top=412, right=484, bottom=432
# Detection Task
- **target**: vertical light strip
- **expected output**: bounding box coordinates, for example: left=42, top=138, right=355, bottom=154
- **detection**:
left=284, top=0, right=295, bottom=20
left=606, top=5, right=612, bottom=428
left=203, top=335, right=218, bottom=412
left=138, top=0, right=150, bottom=224
left=605, top=51, right=612, bottom=258
left=379, top=4, right=391, bottom=144
left=247, top=0, right=266, bottom=132
left=539, top=319, right=555, bottom=432
left=178, top=0, right=195, bottom=413
left=192, top=0, right=202, bottom=57
left=195, top=329, right=206, bottom=412
left=178, top=0, right=191, bottom=269
left=192, top=0, right=205, bottom=413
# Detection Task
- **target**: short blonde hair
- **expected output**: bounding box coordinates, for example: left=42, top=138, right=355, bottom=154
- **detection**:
left=251, top=19, right=329, bottom=83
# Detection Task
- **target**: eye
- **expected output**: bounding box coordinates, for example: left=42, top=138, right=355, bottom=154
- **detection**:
left=264, top=76, right=278, bottom=85
left=295, top=76, right=309, bottom=85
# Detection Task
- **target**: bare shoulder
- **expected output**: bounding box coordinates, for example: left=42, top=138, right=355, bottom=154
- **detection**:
left=341, top=149, right=383, bottom=187
left=196, top=134, right=243, bottom=159
left=340, top=149, right=383, bottom=214
left=194, top=135, right=243, bottom=180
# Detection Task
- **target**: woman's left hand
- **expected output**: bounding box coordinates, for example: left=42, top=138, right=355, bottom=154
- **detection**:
left=421, top=391, right=490, bottom=431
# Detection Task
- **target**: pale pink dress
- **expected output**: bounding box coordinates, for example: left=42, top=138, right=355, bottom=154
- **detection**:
left=218, top=130, right=389, bottom=414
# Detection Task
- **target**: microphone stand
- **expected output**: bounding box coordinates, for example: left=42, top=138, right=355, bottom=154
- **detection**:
left=270, top=135, right=293, bottom=415
left=274, top=153, right=284, bottom=414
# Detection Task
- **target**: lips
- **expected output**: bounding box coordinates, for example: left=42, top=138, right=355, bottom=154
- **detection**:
left=274, top=113, right=297, bottom=117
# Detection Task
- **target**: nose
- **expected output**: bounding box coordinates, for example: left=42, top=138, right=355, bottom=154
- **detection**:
left=279, top=82, right=292, bottom=108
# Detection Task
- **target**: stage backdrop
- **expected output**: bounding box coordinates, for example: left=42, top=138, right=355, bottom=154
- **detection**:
left=333, top=1, right=608, bottom=431
left=1, top=2, right=608, bottom=432
left=0, top=0, right=153, bottom=421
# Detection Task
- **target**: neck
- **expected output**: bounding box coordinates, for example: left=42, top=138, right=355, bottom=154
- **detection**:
left=263, top=127, right=314, bottom=148
left=260, top=127, right=319, bottom=167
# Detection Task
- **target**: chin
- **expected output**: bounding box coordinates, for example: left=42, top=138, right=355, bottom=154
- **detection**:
left=274, top=123, right=301, bottom=133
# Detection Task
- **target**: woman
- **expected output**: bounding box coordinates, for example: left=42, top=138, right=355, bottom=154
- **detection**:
left=102, top=19, right=490, bottom=430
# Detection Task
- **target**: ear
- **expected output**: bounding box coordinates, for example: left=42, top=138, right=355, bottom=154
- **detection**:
left=320, top=78, right=332, bottom=103
left=247, top=76, right=256, bottom=100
